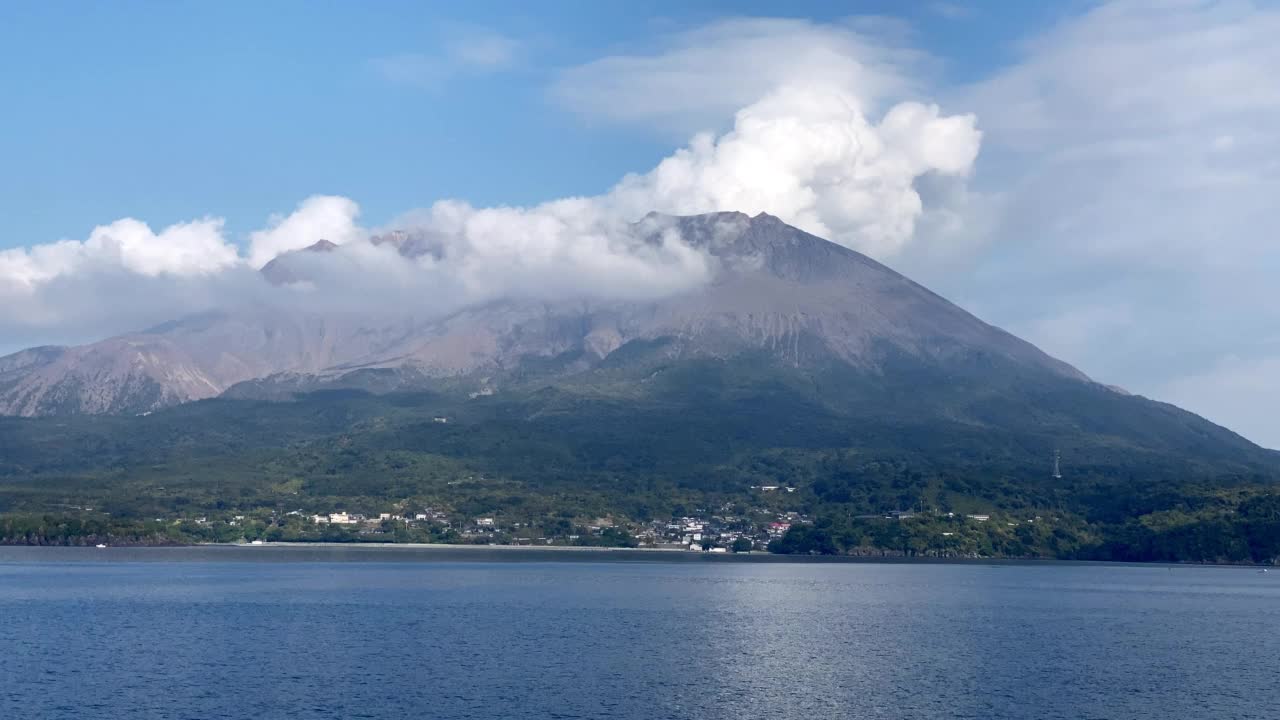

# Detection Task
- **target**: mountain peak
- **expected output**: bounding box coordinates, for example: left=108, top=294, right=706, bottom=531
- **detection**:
left=644, top=210, right=881, bottom=288
left=260, top=239, right=340, bottom=285
left=306, top=239, right=339, bottom=253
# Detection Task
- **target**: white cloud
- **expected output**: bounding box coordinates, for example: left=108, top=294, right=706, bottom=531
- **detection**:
left=373, top=61, right=980, bottom=290
left=274, top=18, right=983, bottom=302
left=551, top=19, right=980, bottom=256
left=389, top=198, right=714, bottom=304
left=0, top=216, right=239, bottom=295
left=0, top=223, right=260, bottom=351
left=0, top=199, right=370, bottom=349
left=247, top=195, right=365, bottom=268
left=604, top=86, right=979, bottom=256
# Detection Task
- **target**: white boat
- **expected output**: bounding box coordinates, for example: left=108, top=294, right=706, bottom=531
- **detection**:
left=95, top=544, right=107, bottom=548
left=249, top=539, right=264, bottom=545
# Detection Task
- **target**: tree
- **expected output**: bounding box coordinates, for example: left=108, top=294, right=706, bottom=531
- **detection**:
left=769, top=525, right=838, bottom=555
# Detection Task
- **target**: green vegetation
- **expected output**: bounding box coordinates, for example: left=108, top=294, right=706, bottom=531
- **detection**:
left=765, top=495, right=1280, bottom=563
left=1, top=353, right=1278, bottom=562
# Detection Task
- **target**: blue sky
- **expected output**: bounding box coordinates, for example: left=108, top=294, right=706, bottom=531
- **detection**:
left=4, top=0, right=1280, bottom=447
left=0, top=0, right=1070, bottom=247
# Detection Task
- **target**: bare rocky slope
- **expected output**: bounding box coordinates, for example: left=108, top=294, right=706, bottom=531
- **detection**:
left=0, top=211, right=1116, bottom=417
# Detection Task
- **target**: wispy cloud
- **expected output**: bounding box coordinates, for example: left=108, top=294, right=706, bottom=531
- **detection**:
left=447, top=29, right=520, bottom=68
left=929, top=2, right=974, bottom=20
left=935, top=0, right=1280, bottom=447
left=370, top=25, right=521, bottom=89
left=551, top=18, right=927, bottom=135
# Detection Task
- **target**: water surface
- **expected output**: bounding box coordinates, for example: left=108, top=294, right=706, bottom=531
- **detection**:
left=1, top=547, right=1275, bottom=719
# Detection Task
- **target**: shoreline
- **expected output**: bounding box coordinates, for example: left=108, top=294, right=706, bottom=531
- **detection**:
left=216, top=541, right=694, bottom=553
left=1, top=542, right=1269, bottom=568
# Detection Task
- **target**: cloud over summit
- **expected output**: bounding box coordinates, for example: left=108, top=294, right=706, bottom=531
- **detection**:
left=248, top=196, right=365, bottom=269
left=606, top=86, right=979, bottom=257
left=0, top=18, right=979, bottom=350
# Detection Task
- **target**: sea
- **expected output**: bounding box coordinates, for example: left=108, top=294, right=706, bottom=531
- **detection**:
left=1, top=546, right=1277, bottom=720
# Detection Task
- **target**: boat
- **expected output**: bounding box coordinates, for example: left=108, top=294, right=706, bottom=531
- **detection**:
left=95, top=544, right=107, bottom=548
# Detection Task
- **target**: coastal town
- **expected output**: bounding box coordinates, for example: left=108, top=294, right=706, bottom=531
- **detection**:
left=291, top=504, right=809, bottom=551
left=108, top=498, right=1038, bottom=556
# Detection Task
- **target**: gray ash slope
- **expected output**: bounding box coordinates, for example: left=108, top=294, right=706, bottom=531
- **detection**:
left=232, top=211, right=1090, bottom=396
left=0, top=211, right=1265, bottom=464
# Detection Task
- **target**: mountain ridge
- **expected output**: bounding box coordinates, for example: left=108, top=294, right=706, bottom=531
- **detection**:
left=0, top=211, right=1219, bottom=460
